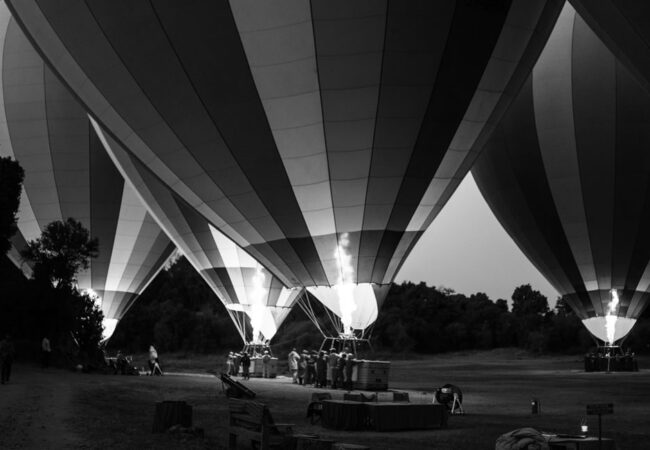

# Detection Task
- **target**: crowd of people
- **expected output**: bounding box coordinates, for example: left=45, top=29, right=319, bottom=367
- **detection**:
left=225, top=350, right=253, bottom=379
left=584, top=348, right=639, bottom=372
left=287, top=346, right=357, bottom=390
left=108, top=344, right=163, bottom=376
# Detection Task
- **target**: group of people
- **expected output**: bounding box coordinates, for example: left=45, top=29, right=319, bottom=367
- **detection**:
left=111, top=344, right=163, bottom=376
left=287, top=347, right=357, bottom=390
left=226, top=350, right=252, bottom=379
left=584, top=348, right=639, bottom=372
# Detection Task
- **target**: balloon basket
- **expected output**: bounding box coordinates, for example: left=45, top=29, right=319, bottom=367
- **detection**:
left=584, top=345, right=639, bottom=372
left=241, top=342, right=272, bottom=357
left=318, top=336, right=372, bottom=355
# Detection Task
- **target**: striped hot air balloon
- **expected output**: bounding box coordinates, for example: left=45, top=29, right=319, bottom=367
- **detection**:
left=473, top=3, right=650, bottom=345
left=95, top=123, right=301, bottom=344
left=5, top=0, right=564, bottom=334
left=0, top=9, right=175, bottom=341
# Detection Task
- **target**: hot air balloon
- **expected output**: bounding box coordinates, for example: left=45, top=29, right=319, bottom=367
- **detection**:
left=0, top=9, right=175, bottom=341
left=473, top=3, right=650, bottom=346
left=5, top=0, right=564, bottom=339
left=94, top=123, right=301, bottom=345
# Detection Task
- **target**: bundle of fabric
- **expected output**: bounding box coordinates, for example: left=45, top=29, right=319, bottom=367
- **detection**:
left=495, top=428, right=549, bottom=450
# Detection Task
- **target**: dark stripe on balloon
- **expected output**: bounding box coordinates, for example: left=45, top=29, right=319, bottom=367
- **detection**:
left=372, top=0, right=512, bottom=283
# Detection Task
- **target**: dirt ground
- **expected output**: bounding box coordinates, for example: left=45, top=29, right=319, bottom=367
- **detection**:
left=0, top=349, right=648, bottom=449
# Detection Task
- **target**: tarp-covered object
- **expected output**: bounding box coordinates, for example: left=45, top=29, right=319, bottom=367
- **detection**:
left=495, top=428, right=549, bottom=450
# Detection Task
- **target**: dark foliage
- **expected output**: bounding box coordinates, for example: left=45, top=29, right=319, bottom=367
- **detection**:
left=107, top=257, right=243, bottom=354
left=0, top=217, right=103, bottom=365
left=0, top=156, right=24, bottom=256
left=21, top=218, right=98, bottom=289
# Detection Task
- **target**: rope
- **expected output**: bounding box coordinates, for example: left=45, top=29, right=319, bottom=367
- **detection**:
left=297, top=292, right=327, bottom=337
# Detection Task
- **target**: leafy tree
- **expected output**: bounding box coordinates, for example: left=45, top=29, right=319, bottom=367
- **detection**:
left=495, top=299, right=508, bottom=312
left=511, top=284, right=549, bottom=316
left=0, top=156, right=24, bottom=256
left=555, top=296, right=574, bottom=316
left=21, top=218, right=98, bottom=289
left=70, top=290, right=105, bottom=361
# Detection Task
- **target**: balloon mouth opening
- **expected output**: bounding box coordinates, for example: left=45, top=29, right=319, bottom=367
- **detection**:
left=581, top=316, right=636, bottom=344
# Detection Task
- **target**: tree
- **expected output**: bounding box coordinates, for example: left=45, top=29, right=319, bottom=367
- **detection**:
left=0, top=156, right=24, bottom=256
left=21, top=218, right=98, bottom=289
left=71, top=290, right=105, bottom=359
left=511, top=284, right=549, bottom=317
left=555, top=296, right=574, bottom=316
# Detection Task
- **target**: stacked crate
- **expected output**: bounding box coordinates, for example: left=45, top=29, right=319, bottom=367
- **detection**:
left=354, top=360, right=390, bottom=390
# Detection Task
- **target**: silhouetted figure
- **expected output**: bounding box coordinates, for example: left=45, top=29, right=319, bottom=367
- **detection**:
left=344, top=353, right=356, bottom=390
left=0, top=335, right=15, bottom=384
left=316, top=351, right=327, bottom=388
left=334, top=353, right=346, bottom=389
left=41, top=336, right=51, bottom=368
left=327, top=348, right=338, bottom=387
left=288, top=348, right=300, bottom=384
left=262, top=350, right=272, bottom=378
left=115, top=350, right=128, bottom=375
left=306, top=351, right=317, bottom=385
left=241, top=352, right=251, bottom=380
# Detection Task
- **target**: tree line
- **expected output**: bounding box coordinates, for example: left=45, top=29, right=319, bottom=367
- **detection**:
left=109, top=257, right=650, bottom=356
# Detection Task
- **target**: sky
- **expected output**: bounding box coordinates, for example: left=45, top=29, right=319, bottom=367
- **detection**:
left=396, top=172, right=559, bottom=306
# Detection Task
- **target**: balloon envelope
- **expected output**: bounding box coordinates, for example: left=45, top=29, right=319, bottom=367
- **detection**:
left=570, top=0, right=650, bottom=95
left=95, top=123, right=300, bottom=343
left=6, top=0, right=563, bottom=331
left=0, top=9, right=175, bottom=340
left=473, top=3, right=650, bottom=343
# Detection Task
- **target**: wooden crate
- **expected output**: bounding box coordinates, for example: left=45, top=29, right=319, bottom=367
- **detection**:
left=248, top=357, right=278, bottom=378
left=354, top=360, right=390, bottom=390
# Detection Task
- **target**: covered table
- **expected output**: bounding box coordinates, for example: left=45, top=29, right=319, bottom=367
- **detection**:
left=321, top=400, right=368, bottom=430
left=548, top=436, right=615, bottom=449
left=365, top=403, right=448, bottom=431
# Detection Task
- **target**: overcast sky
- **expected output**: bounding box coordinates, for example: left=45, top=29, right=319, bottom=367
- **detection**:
left=396, top=173, right=559, bottom=306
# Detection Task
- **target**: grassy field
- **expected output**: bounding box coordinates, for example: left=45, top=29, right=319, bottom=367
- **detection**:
left=1, top=349, right=647, bottom=449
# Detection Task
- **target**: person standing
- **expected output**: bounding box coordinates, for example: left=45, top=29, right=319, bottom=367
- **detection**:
left=334, top=353, right=346, bottom=389
left=288, top=348, right=300, bottom=384
left=115, top=350, right=128, bottom=375
left=148, top=345, right=159, bottom=376
left=233, top=352, right=242, bottom=377
left=327, top=348, right=338, bottom=388
left=261, top=350, right=272, bottom=378
left=41, top=336, right=51, bottom=368
left=316, top=351, right=327, bottom=388
left=306, top=351, right=317, bottom=386
left=298, top=350, right=307, bottom=385
left=0, top=335, right=15, bottom=384
left=241, top=351, right=251, bottom=380
left=344, top=353, right=356, bottom=390
left=226, top=352, right=234, bottom=375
